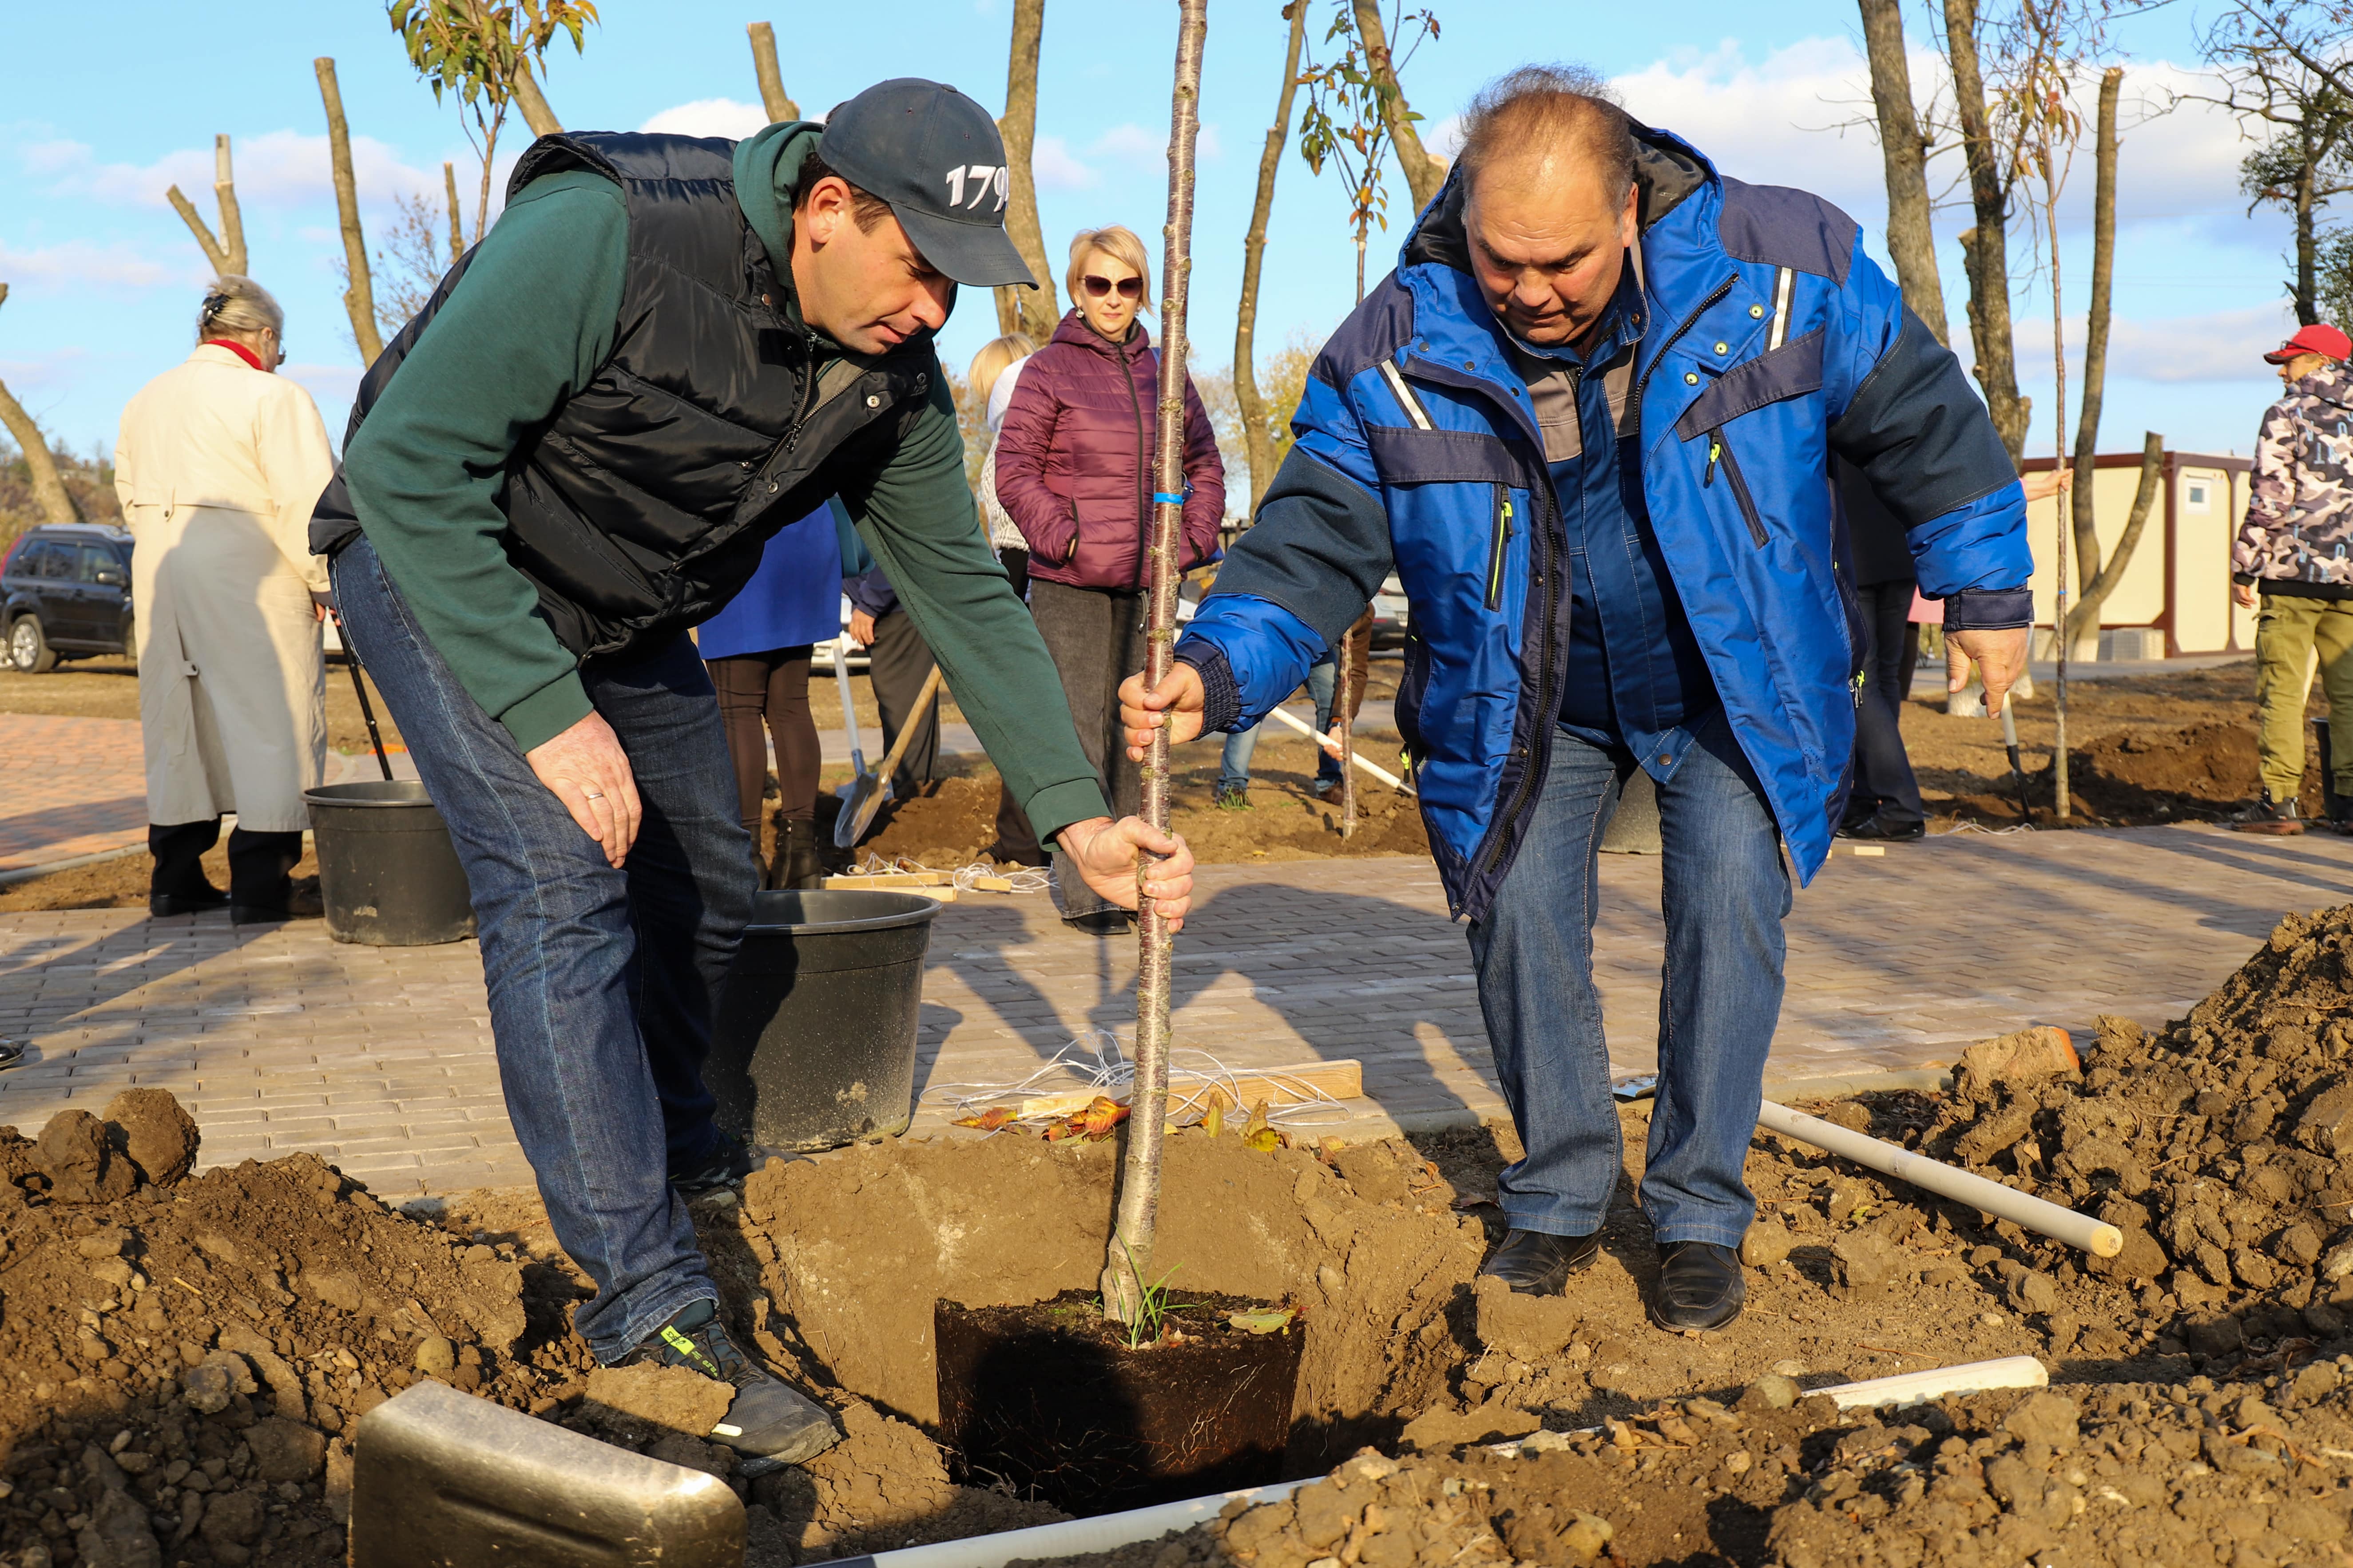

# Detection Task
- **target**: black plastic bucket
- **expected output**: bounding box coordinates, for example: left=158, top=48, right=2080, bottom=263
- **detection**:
left=302, top=781, right=476, bottom=947
left=708, top=889, right=942, bottom=1152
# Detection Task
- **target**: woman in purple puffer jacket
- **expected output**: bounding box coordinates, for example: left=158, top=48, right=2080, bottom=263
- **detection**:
left=994, top=224, right=1226, bottom=929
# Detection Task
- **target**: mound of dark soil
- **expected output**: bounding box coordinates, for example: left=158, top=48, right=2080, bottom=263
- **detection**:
left=1940, top=720, right=2325, bottom=825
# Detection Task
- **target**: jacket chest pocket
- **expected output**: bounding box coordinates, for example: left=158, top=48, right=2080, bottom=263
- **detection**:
left=1673, top=328, right=1825, bottom=547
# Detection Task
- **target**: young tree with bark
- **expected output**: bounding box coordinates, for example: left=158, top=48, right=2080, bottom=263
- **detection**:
left=0, top=286, right=79, bottom=529
left=1102, top=0, right=1207, bottom=1333
left=1944, top=0, right=2033, bottom=465
left=1857, top=0, right=1951, bottom=341
left=2193, top=4, right=2353, bottom=326
left=746, top=22, right=799, bottom=122
left=388, top=0, right=598, bottom=247
left=1234, top=1, right=1309, bottom=519
left=167, top=136, right=248, bottom=280
left=994, top=0, right=1059, bottom=343
left=2064, top=67, right=2128, bottom=642
left=1349, top=0, right=1444, bottom=213
left=317, top=58, right=385, bottom=366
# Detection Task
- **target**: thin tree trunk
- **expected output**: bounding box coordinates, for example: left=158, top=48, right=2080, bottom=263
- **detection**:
left=1943, top=0, right=2029, bottom=464
left=1351, top=0, right=1442, bottom=212
left=476, top=113, right=504, bottom=253
left=1103, top=0, right=1206, bottom=1332
left=2047, top=166, right=2070, bottom=820
left=746, top=23, right=799, bottom=121
left=1857, top=0, right=1948, bottom=341
left=995, top=0, right=1058, bottom=343
left=166, top=187, right=230, bottom=278
left=214, top=135, right=247, bottom=276
left=0, top=285, right=79, bottom=527
left=1234, top=0, right=1308, bottom=517
left=2296, top=145, right=2321, bottom=325
left=316, top=59, right=385, bottom=365
left=2065, top=432, right=2163, bottom=645
left=2070, top=69, right=2122, bottom=597
left=445, top=162, right=465, bottom=260
left=512, top=59, right=562, bottom=137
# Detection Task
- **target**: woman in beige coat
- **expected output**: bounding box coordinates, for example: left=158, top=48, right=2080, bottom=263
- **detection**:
left=115, top=277, right=334, bottom=920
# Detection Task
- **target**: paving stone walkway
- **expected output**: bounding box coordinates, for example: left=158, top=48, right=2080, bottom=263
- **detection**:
left=0, top=822, right=2345, bottom=1200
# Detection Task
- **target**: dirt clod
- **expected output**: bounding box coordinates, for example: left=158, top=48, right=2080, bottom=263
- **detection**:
left=581, top=1362, right=734, bottom=1440
left=102, top=1088, right=201, bottom=1188
left=36, top=1108, right=135, bottom=1204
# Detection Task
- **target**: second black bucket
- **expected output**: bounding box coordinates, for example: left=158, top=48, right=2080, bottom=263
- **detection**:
left=708, top=889, right=943, bottom=1153
left=302, top=781, right=476, bottom=947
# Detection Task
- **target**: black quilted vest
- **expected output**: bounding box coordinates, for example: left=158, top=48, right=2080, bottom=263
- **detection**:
left=311, top=131, right=937, bottom=661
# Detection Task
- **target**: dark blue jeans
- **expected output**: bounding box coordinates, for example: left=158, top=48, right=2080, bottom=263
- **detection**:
left=331, top=537, right=751, bottom=1360
left=1466, top=707, right=1790, bottom=1247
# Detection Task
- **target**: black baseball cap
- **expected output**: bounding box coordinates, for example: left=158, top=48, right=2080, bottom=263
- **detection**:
left=818, top=79, right=1038, bottom=290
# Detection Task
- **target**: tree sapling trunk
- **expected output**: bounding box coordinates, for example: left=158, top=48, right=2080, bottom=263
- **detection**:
left=1234, top=0, right=1308, bottom=516
left=1102, top=0, right=1206, bottom=1330
left=747, top=22, right=799, bottom=122
left=1857, top=0, right=1949, bottom=341
left=994, top=0, right=1059, bottom=344
left=317, top=58, right=384, bottom=366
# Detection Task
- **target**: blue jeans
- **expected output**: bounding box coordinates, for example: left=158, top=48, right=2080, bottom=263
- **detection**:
left=1465, top=706, right=1790, bottom=1247
left=1216, top=659, right=1339, bottom=793
left=331, top=538, right=750, bottom=1361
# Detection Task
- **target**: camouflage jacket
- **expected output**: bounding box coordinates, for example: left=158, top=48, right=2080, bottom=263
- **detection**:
left=2236, top=363, right=2353, bottom=588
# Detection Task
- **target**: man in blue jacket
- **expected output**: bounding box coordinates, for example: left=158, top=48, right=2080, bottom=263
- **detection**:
left=1122, top=69, right=2029, bottom=1331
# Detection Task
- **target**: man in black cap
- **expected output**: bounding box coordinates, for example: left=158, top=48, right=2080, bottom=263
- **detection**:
left=311, top=80, right=1194, bottom=1463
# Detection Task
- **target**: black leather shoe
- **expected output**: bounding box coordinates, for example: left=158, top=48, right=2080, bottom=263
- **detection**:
left=1837, top=811, right=1925, bottom=842
left=1478, top=1228, right=1602, bottom=1295
left=149, top=887, right=229, bottom=918
left=617, top=1300, right=837, bottom=1462
left=1064, top=910, right=1133, bottom=937
left=1650, top=1240, right=1746, bottom=1331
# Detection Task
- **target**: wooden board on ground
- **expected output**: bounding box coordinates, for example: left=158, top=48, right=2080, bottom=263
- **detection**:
left=1015, top=1058, right=1363, bottom=1120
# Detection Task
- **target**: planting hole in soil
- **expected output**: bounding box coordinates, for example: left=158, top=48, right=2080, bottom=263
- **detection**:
left=933, top=1290, right=1306, bottom=1515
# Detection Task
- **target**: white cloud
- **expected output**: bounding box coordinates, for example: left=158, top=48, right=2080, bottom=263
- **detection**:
left=0, top=239, right=190, bottom=292
left=24, top=130, right=443, bottom=216
left=2013, top=301, right=2296, bottom=384
left=638, top=98, right=771, bottom=141
left=1094, top=123, right=1169, bottom=166
left=1033, top=135, right=1097, bottom=191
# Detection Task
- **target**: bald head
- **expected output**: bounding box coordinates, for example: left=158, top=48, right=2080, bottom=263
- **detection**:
left=1457, top=67, right=1639, bottom=348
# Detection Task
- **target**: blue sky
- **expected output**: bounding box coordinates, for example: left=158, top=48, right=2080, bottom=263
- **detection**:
left=0, top=0, right=2303, bottom=466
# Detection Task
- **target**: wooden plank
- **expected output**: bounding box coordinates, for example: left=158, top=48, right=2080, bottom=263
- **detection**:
left=1016, top=1059, right=1362, bottom=1120
left=821, top=872, right=953, bottom=889
left=817, top=876, right=956, bottom=902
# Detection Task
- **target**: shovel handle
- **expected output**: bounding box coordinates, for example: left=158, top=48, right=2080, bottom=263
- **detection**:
left=849, top=666, right=943, bottom=843
left=335, top=613, right=394, bottom=782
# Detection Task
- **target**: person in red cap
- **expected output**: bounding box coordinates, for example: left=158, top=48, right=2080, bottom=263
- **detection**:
left=2230, top=321, right=2353, bottom=833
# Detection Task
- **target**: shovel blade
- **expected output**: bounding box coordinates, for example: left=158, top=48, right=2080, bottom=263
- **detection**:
left=834, top=773, right=882, bottom=848
left=351, top=1379, right=742, bottom=1568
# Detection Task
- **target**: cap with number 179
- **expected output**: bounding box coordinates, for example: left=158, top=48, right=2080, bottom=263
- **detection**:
left=817, top=78, right=1041, bottom=291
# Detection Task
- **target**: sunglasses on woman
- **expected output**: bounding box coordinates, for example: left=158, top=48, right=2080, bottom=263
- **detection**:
left=1082, top=274, right=1143, bottom=301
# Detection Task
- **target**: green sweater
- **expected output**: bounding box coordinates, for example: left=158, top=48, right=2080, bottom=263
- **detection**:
left=339, top=125, right=1111, bottom=841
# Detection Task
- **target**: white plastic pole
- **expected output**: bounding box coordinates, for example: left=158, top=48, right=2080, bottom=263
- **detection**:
left=1818, top=1354, right=2048, bottom=1410
left=1758, top=1099, right=2122, bottom=1258
left=1263, top=703, right=1414, bottom=793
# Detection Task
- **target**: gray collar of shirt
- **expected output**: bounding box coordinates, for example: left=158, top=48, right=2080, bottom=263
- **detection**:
left=1502, top=238, right=1647, bottom=466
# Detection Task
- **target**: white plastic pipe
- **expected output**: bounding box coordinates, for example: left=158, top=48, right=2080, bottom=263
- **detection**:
left=1262, top=703, right=1414, bottom=793
left=1757, top=1099, right=2123, bottom=1258
left=1818, top=1354, right=2048, bottom=1410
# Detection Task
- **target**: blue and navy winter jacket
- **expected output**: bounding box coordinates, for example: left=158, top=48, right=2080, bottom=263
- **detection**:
left=1176, top=127, right=2032, bottom=919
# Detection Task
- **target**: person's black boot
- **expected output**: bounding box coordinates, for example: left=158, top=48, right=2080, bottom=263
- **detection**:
left=770, top=817, right=823, bottom=890
left=1838, top=810, right=1925, bottom=842
left=1649, top=1240, right=1745, bottom=1331
left=1477, top=1228, right=1602, bottom=1296
left=617, top=1299, right=838, bottom=1462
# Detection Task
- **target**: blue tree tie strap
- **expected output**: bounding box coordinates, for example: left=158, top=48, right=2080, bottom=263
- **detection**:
left=1152, top=492, right=1186, bottom=505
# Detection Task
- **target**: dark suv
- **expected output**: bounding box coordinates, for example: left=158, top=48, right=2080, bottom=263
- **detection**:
left=2, top=523, right=134, bottom=673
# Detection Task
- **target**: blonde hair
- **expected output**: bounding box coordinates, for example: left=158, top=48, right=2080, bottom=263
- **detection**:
left=968, top=333, right=1038, bottom=406
left=1064, top=226, right=1153, bottom=314
left=196, top=275, right=283, bottom=344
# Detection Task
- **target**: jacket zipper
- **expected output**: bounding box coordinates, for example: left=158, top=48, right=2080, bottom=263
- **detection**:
left=1630, top=273, right=1737, bottom=417
left=1485, top=487, right=1515, bottom=610
left=1126, top=340, right=1150, bottom=584
left=1711, top=428, right=1769, bottom=546
left=1468, top=468, right=1563, bottom=901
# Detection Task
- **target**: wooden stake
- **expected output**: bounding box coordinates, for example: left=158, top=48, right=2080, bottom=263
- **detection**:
left=214, top=135, right=247, bottom=277
left=444, top=162, right=464, bottom=260
left=1103, top=0, right=1206, bottom=1329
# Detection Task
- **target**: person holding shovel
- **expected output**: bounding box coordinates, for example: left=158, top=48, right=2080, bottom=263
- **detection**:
left=1122, top=67, right=2029, bottom=1333
left=309, top=79, right=1193, bottom=1462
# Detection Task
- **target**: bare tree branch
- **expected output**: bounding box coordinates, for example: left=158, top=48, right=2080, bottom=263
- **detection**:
left=0, top=285, right=80, bottom=527
left=746, top=22, right=798, bottom=122
left=1236, top=1, right=1309, bottom=518
left=993, top=0, right=1058, bottom=343
left=1352, top=0, right=1444, bottom=213
left=165, top=186, right=230, bottom=278
left=214, top=135, right=247, bottom=277
left=1858, top=0, right=1951, bottom=341
left=317, top=57, right=385, bottom=365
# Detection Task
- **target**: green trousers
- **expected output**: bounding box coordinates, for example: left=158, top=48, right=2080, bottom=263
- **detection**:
left=2254, top=591, right=2353, bottom=802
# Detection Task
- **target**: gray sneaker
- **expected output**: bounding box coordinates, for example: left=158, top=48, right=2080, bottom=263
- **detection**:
left=619, top=1300, right=838, bottom=1462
